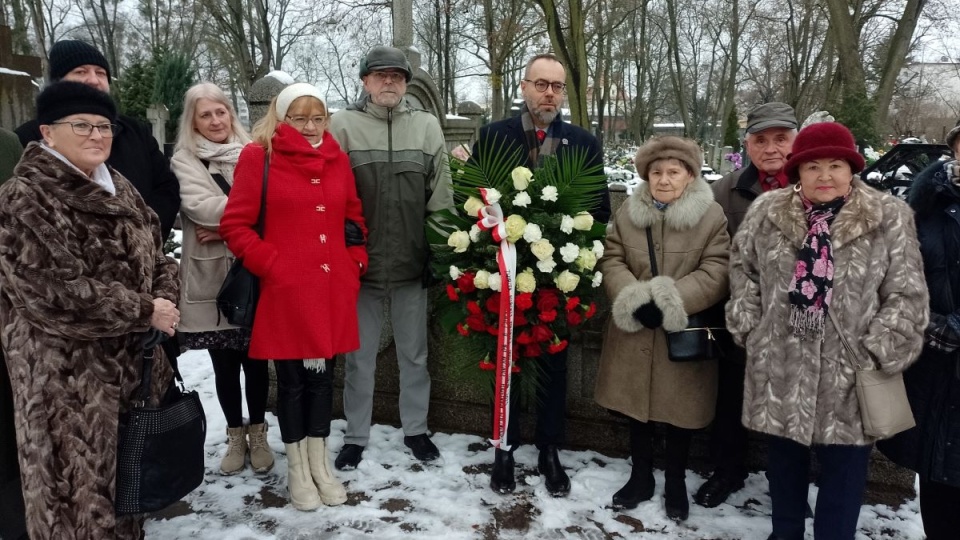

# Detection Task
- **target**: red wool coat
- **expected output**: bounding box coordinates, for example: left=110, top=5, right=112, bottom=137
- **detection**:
left=221, top=125, right=367, bottom=360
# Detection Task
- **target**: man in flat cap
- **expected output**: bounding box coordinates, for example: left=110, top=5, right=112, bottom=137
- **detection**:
left=328, top=46, right=453, bottom=470
left=697, top=102, right=799, bottom=508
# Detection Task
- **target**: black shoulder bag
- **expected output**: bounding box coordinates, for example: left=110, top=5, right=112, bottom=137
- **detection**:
left=116, top=331, right=206, bottom=515
left=645, top=227, right=728, bottom=362
left=216, top=156, right=268, bottom=328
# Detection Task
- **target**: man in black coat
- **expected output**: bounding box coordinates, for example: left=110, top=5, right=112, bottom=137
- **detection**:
left=470, top=53, right=609, bottom=497
left=15, top=40, right=181, bottom=239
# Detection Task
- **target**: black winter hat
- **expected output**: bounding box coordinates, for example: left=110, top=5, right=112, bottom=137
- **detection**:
left=37, top=81, right=117, bottom=126
left=359, top=46, right=412, bottom=82
left=49, top=40, right=111, bottom=81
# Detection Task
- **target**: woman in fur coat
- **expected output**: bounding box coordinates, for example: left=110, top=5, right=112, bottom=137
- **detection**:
left=0, top=82, right=180, bottom=539
left=220, top=83, right=367, bottom=512
left=728, top=122, right=928, bottom=540
left=171, top=82, right=273, bottom=476
left=596, top=136, right=730, bottom=521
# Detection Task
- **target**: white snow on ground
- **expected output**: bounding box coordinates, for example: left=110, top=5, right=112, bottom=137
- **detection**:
left=144, top=350, right=926, bottom=539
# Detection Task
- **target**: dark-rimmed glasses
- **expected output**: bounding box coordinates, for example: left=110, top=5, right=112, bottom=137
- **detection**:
left=524, top=79, right=566, bottom=94
left=51, top=121, right=116, bottom=137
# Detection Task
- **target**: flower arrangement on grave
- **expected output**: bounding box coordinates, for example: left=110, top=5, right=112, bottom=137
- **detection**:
left=724, top=151, right=743, bottom=171
left=427, top=139, right=608, bottom=448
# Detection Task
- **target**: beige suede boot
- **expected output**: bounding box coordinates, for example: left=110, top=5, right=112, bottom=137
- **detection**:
left=247, top=423, right=275, bottom=473
left=285, top=440, right=322, bottom=511
left=220, top=426, right=247, bottom=475
left=307, top=437, right=347, bottom=506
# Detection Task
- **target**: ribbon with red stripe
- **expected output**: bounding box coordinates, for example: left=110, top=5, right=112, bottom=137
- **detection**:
left=476, top=188, right=516, bottom=450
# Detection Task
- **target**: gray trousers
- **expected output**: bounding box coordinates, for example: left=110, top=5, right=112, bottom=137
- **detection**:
left=343, top=281, right=430, bottom=445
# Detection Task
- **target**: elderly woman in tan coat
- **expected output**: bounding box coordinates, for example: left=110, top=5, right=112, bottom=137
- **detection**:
left=596, top=136, right=729, bottom=521
left=729, top=122, right=928, bottom=540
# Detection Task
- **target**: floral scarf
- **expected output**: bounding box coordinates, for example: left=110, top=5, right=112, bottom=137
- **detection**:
left=788, top=193, right=847, bottom=339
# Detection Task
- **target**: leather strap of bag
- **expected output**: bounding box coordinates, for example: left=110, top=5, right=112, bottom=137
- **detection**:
left=133, top=346, right=186, bottom=406
left=199, top=159, right=231, bottom=196
left=827, top=309, right=869, bottom=370
left=645, top=227, right=659, bottom=277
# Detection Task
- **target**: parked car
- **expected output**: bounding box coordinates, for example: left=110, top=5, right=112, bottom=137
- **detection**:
left=861, top=143, right=952, bottom=200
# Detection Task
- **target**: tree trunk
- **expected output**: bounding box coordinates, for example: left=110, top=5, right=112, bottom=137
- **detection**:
left=535, top=0, right=590, bottom=128
left=873, top=0, right=927, bottom=129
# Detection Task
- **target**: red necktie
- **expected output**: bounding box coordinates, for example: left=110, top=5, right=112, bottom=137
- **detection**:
left=536, top=130, right=546, bottom=144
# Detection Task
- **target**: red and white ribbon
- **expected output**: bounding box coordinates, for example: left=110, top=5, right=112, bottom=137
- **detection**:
left=477, top=188, right=516, bottom=450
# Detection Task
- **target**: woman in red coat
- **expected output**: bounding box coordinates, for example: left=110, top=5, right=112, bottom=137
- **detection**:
left=220, top=83, right=367, bottom=512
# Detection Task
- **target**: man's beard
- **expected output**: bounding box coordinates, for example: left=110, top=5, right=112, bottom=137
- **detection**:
left=532, top=107, right=558, bottom=125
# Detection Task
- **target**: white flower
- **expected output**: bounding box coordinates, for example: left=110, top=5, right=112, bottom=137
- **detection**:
left=522, top=223, right=543, bottom=243
left=560, top=215, right=574, bottom=234
left=447, top=230, right=471, bottom=253
left=530, top=239, right=555, bottom=261
left=505, top=215, right=526, bottom=243
left=516, top=268, right=536, bottom=293
left=485, top=188, right=501, bottom=205
left=555, top=270, right=580, bottom=293
left=572, top=211, right=594, bottom=231
left=592, top=240, right=604, bottom=259
left=541, top=185, right=559, bottom=202
left=512, top=191, right=532, bottom=208
left=536, top=258, right=557, bottom=273
left=449, top=265, right=462, bottom=280
left=488, top=272, right=501, bottom=291
left=464, top=196, right=485, bottom=217
left=474, top=270, right=491, bottom=289
left=592, top=271, right=603, bottom=288
left=576, top=248, right=598, bottom=271
left=469, top=224, right=482, bottom=242
left=451, top=144, right=471, bottom=161
left=559, top=243, right=580, bottom=263
left=511, top=166, right=534, bottom=190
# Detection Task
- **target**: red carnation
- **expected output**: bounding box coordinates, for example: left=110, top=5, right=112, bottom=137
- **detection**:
left=523, top=343, right=542, bottom=357
left=548, top=339, right=569, bottom=354
left=515, top=292, right=534, bottom=311
left=532, top=324, right=553, bottom=342
left=479, top=359, right=496, bottom=371
left=566, top=296, right=581, bottom=312
left=514, top=311, right=528, bottom=327
left=537, top=289, right=560, bottom=312
left=539, top=309, right=557, bottom=323
left=567, top=310, right=583, bottom=326
left=456, top=322, right=469, bottom=336
left=466, top=300, right=482, bottom=315
left=485, top=293, right=501, bottom=313
left=487, top=325, right=499, bottom=336
left=584, top=302, right=597, bottom=319
left=511, top=363, right=521, bottom=373
left=446, top=284, right=459, bottom=302
left=457, top=272, right=477, bottom=294
left=466, top=313, right=486, bottom=331
left=516, top=330, right=533, bottom=344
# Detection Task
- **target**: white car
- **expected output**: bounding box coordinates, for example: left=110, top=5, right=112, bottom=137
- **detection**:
left=701, top=166, right=723, bottom=183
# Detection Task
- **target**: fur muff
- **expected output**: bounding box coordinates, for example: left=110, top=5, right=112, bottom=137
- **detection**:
left=729, top=178, right=929, bottom=446
left=0, top=143, right=179, bottom=539
left=595, top=175, right=730, bottom=429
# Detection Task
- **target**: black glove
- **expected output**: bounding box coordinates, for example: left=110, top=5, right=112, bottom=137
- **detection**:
left=633, top=302, right=663, bottom=329
left=345, top=220, right=365, bottom=247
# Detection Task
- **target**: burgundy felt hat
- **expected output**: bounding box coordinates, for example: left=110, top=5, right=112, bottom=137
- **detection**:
left=783, top=122, right=866, bottom=180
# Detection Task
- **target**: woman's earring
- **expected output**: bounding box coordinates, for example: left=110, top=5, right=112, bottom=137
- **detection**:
left=793, top=183, right=802, bottom=192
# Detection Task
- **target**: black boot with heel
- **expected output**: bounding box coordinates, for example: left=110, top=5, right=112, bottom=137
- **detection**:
left=612, top=419, right=655, bottom=509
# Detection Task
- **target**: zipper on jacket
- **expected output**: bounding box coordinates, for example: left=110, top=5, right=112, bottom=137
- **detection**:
left=383, top=106, right=393, bottom=289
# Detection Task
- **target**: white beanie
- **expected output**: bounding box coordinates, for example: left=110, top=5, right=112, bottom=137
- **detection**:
left=275, top=83, right=326, bottom=121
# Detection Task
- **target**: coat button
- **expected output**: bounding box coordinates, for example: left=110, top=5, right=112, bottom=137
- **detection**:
left=319, top=234, right=327, bottom=243
left=321, top=264, right=331, bottom=272
left=311, top=178, right=321, bottom=184
left=316, top=205, right=325, bottom=212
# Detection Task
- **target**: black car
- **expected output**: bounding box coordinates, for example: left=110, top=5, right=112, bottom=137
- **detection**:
left=861, top=143, right=952, bottom=200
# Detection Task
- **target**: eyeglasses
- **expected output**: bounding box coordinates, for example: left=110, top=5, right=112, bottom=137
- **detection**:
left=524, top=79, right=566, bottom=94
left=285, top=115, right=326, bottom=128
left=371, top=71, right=406, bottom=83
left=51, top=121, right=116, bottom=137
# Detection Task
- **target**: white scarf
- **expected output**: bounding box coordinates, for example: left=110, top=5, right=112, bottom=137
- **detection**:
left=195, top=137, right=245, bottom=164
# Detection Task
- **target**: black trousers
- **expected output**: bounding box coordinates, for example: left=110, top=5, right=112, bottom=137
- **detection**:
left=209, top=348, right=269, bottom=428
left=0, top=350, right=27, bottom=540
left=274, top=359, right=335, bottom=444
left=707, top=355, right=750, bottom=480
left=503, top=347, right=567, bottom=450
left=919, top=477, right=960, bottom=540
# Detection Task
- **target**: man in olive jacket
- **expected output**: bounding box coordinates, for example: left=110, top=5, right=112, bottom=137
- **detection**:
left=697, top=102, right=798, bottom=508
left=328, top=46, right=454, bottom=471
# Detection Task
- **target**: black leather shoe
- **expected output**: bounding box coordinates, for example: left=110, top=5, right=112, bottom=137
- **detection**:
left=490, top=448, right=516, bottom=494
left=664, top=477, right=689, bottom=521
left=693, top=473, right=745, bottom=508
left=335, top=443, right=364, bottom=470
left=538, top=446, right=571, bottom=497
left=404, top=434, right=440, bottom=461
left=611, top=469, right=655, bottom=509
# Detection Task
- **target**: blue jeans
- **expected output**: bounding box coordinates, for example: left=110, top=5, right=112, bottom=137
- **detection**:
left=767, top=436, right=872, bottom=540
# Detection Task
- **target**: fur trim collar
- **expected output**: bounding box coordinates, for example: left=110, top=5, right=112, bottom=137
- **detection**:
left=625, top=177, right=715, bottom=231
left=764, top=178, right=883, bottom=250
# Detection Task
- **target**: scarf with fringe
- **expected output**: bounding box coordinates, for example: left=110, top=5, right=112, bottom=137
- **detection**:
left=788, top=193, right=846, bottom=339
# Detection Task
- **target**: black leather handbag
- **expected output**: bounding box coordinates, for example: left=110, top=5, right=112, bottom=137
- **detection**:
left=115, top=333, right=206, bottom=515
left=645, top=228, right=729, bottom=362
left=216, top=157, right=268, bottom=329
